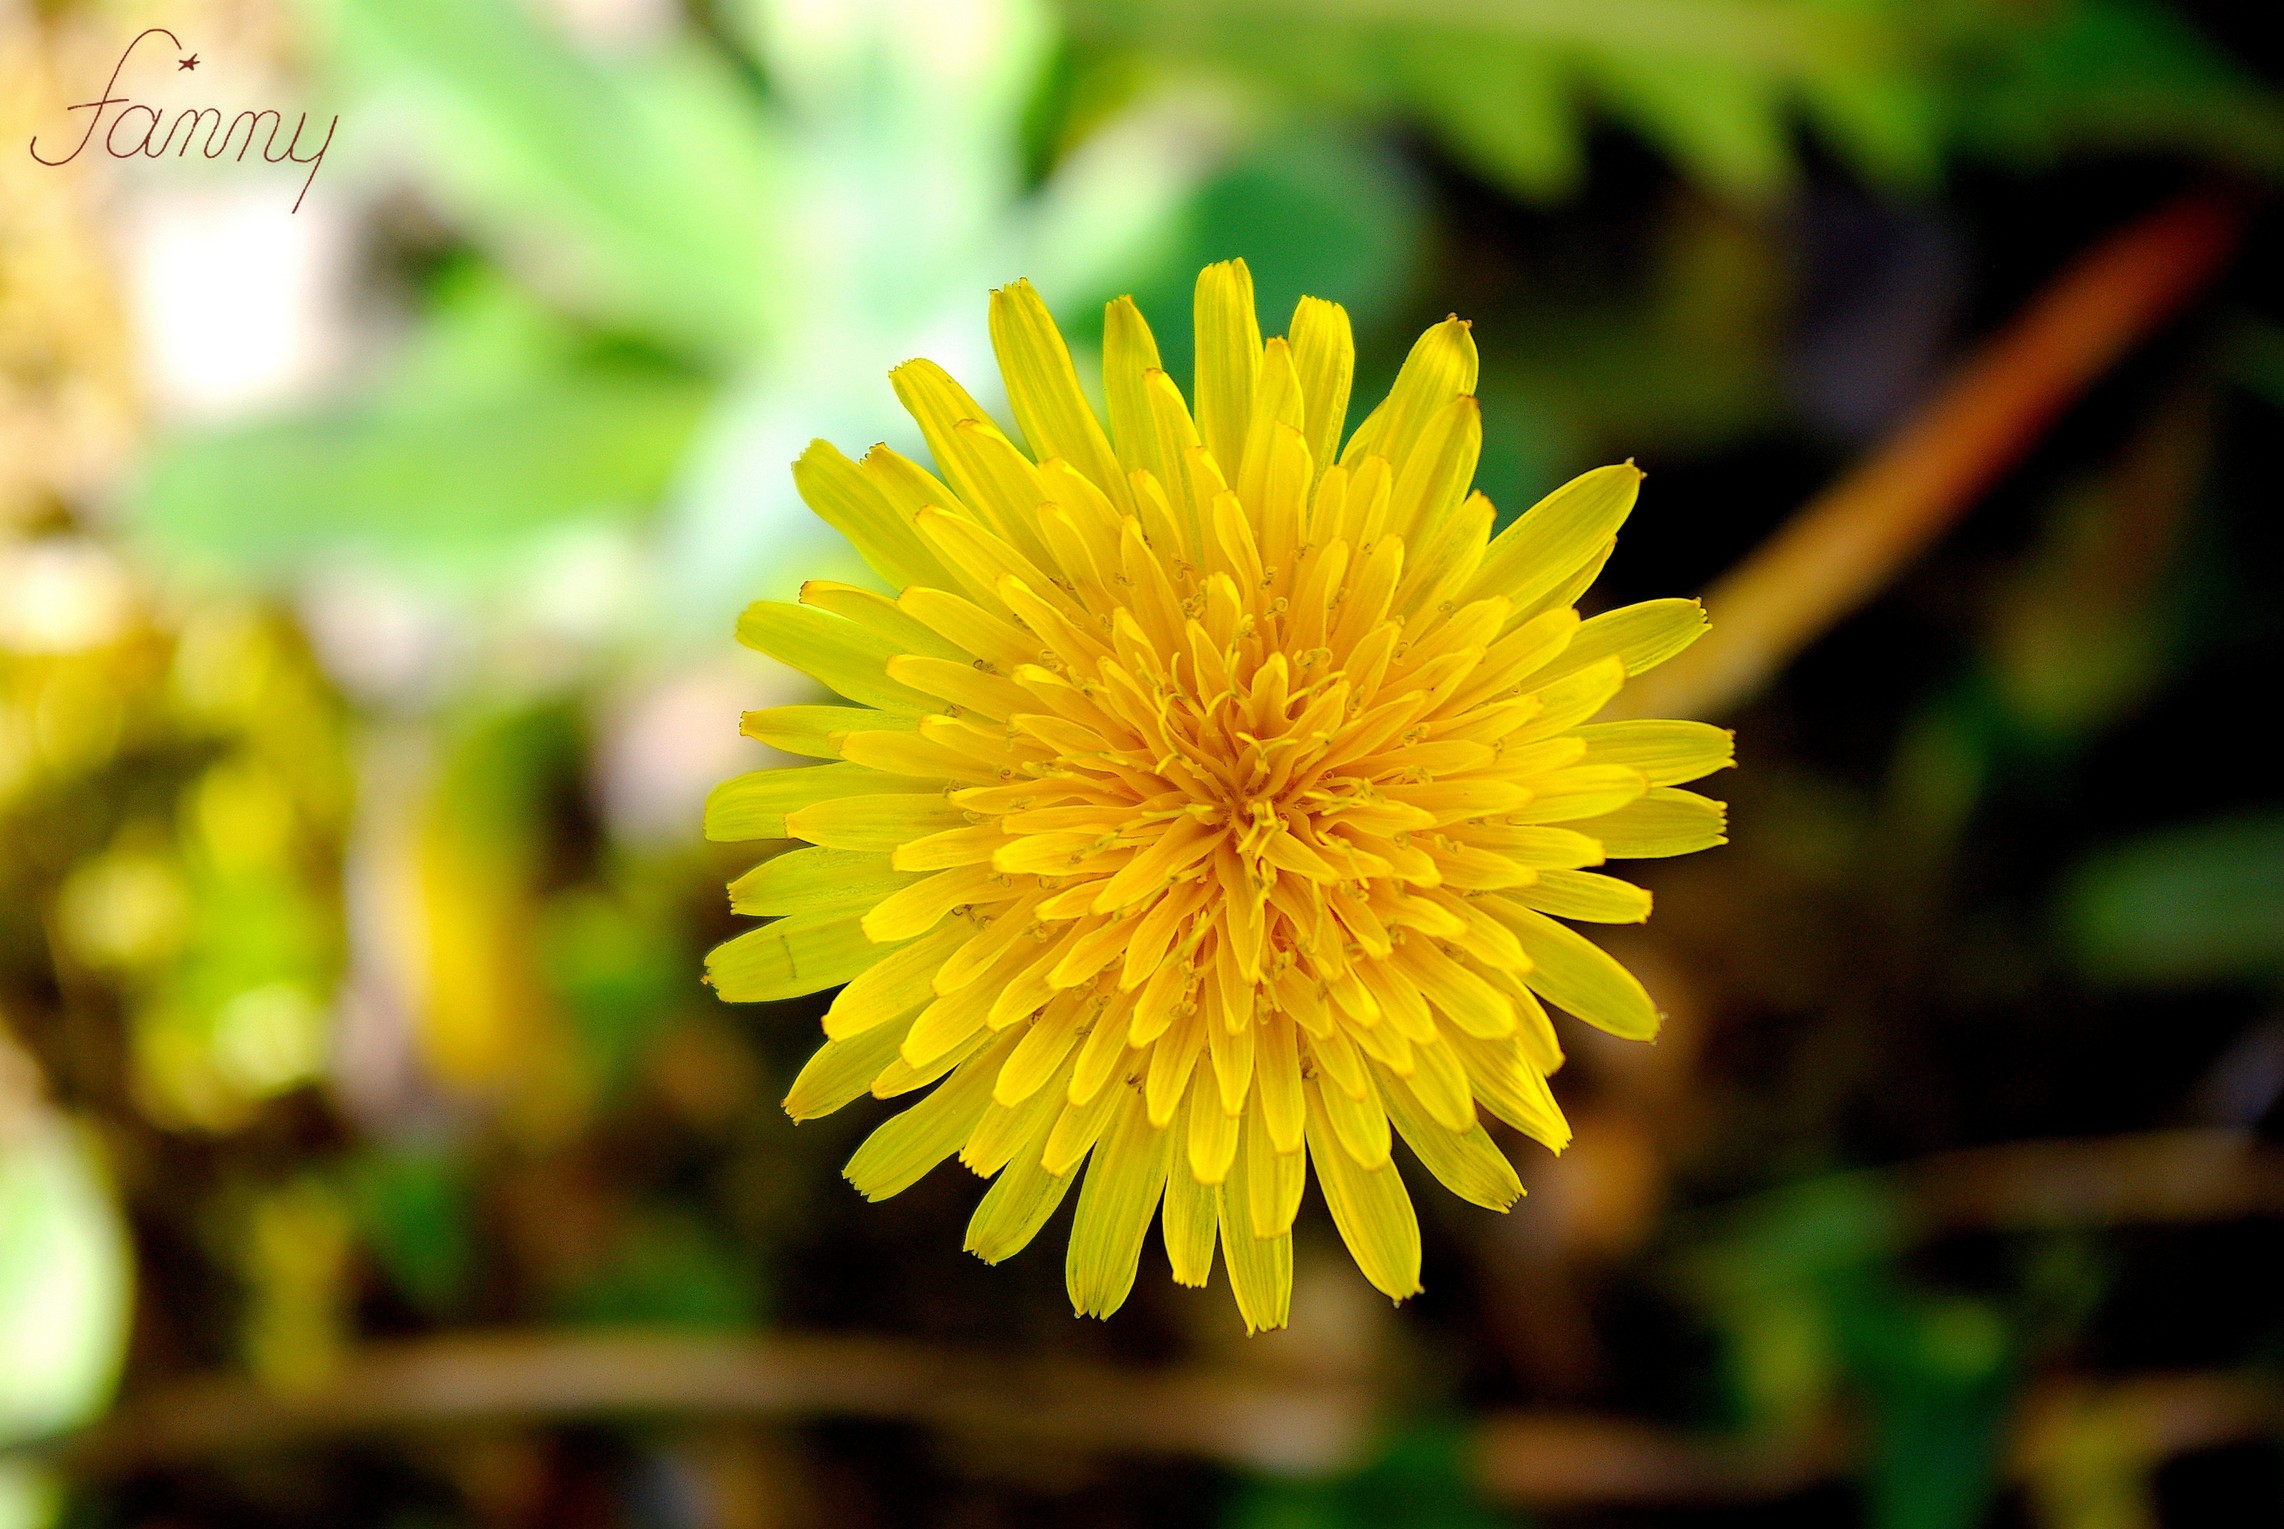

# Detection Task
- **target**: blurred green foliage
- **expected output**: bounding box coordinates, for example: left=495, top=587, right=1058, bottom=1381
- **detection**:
left=1225, top=1426, right=1515, bottom=1529
left=1066, top=0, right=2284, bottom=201
left=141, top=272, right=710, bottom=585
left=2063, top=814, right=2284, bottom=987
left=1692, top=1178, right=2058, bottom=1529
left=346, top=1142, right=476, bottom=1315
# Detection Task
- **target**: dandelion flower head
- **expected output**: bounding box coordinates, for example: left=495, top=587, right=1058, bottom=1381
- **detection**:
left=707, top=260, right=1732, bottom=1331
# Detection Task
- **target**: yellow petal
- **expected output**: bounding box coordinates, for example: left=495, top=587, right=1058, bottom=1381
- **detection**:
left=1380, top=1070, right=1522, bottom=1211
left=1466, top=463, right=1641, bottom=613
left=992, top=989, right=1091, bottom=1103
left=1065, top=1090, right=1175, bottom=1319
left=741, top=703, right=906, bottom=758
left=932, top=891, right=1048, bottom=992
left=1533, top=598, right=1708, bottom=687
left=1043, top=1067, right=1129, bottom=1175
left=1512, top=537, right=1615, bottom=629
left=888, top=358, right=1035, bottom=550
left=1161, top=1149, right=1220, bottom=1287
left=1577, top=786, right=1729, bottom=858
left=1442, top=1027, right=1570, bottom=1151
left=1186, top=1071, right=1240, bottom=1185
left=990, top=278, right=1129, bottom=512
left=783, top=1009, right=915, bottom=1121
left=861, top=445, right=1011, bottom=613
left=785, top=793, right=968, bottom=851
left=1236, top=338, right=1306, bottom=515
left=891, top=822, right=1013, bottom=871
left=1192, top=258, right=1262, bottom=474
left=1504, top=765, right=1651, bottom=826
left=1303, top=1079, right=1423, bottom=1300
left=1256, top=1010, right=1306, bottom=1153
left=823, top=922, right=966, bottom=1039
left=799, top=579, right=965, bottom=661
left=844, top=1029, right=1020, bottom=1200
left=1143, top=370, right=1206, bottom=555
left=705, top=762, right=929, bottom=842
left=963, top=1045, right=1072, bottom=1171
left=1386, top=394, right=1481, bottom=545
left=899, top=585, right=1041, bottom=673
left=1103, top=294, right=1166, bottom=481
left=1243, top=1093, right=1305, bottom=1238
left=948, top=420, right=1063, bottom=567
left=1219, top=1124, right=1294, bottom=1333
left=1144, top=1005, right=1206, bottom=1127
left=1573, top=719, right=1736, bottom=785
left=728, top=847, right=918, bottom=918
left=1315, top=1063, right=1393, bottom=1168
left=965, top=1104, right=1078, bottom=1264
left=1342, top=316, right=1476, bottom=475
left=1392, top=940, right=1515, bottom=1039
left=1206, top=985, right=1256, bottom=1115
left=862, top=864, right=1008, bottom=943
left=901, top=981, right=998, bottom=1070
left=886, top=653, right=1029, bottom=721
left=1514, top=869, right=1653, bottom=924
left=792, top=439, right=951, bottom=592
left=1067, top=1005, right=1135, bottom=1106
left=912, top=507, right=1058, bottom=621
left=1402, top=1033, right=1478, bottom=1131
left=835, top=727, right=990, bottom=784
left=1287, top=295, right=1354, bottom=478
left=1492, top=903, right=1662, bottom=1040
left=872, top=1027, right=990, bottom=1099
left=986, top=940, right=1069, bottom=1030
left=1465, top=824, right=1605, bottom=869
left=1510, top=657, right=1630, bottom=743
left=1396, top=489, right=1493, bottom=622
left=736, top=601, right=937, bottom=713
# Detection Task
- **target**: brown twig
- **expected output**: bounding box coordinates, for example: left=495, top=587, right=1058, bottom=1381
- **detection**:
left=1614, top=190, right=2246, bottom=722
left=32, top=1131, right=2284, bottom=1501
left=44, top=1330, right=1373, bottom=1480
left=38, top=1330, right=2282, bottom=1512
left=1475, top=1372, right=2284, bottom=1509
left=2012, top=1371, right=2284, bottom=1482
left=1472, top=1409, right=1849, bottom=1506
left=1898, top=1127, right=2284, bottom=1235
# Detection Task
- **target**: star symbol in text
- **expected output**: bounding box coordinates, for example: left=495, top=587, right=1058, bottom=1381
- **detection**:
left=178, top=53, right=199, bottom=71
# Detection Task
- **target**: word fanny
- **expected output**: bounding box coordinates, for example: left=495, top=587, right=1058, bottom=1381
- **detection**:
left=29, top=28, right=337, bottom=213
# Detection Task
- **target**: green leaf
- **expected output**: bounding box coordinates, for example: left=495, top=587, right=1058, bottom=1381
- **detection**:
left=1582, top=48, right=1795, bottom=199
left=134, top=360, right=708, bottom=584
left=1076, top=129, right=1423, bottom=376
left=1955, top=0, right=2284, bottom=175
left=1394, top=38, right=1579, bottom=199
left=1066, top=0, right=2284, bottom=203
left=321, top=0, right=784, bottom=358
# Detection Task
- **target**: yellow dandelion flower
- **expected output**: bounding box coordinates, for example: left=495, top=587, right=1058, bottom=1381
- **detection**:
left=705, top=260, right=1732, bottom=1331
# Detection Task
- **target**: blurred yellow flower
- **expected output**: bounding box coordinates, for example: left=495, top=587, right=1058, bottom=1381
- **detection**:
left=708, top=260, right=1732, bottom=1330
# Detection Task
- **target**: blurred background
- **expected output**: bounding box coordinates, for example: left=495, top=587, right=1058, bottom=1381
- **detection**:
left=4, top=0, right=2284, bottom=1525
